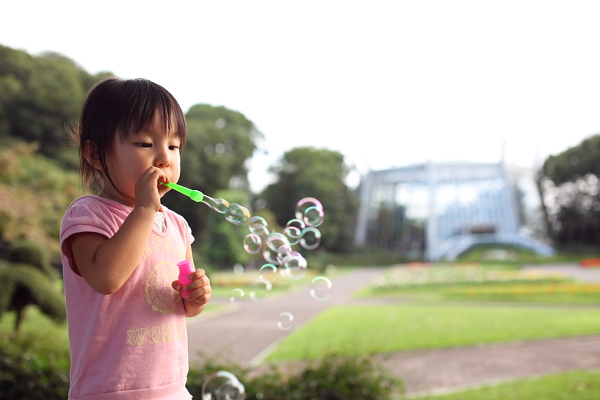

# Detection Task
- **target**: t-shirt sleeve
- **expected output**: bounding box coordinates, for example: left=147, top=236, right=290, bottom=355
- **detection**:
left=60, top=199, right=118, bottom=273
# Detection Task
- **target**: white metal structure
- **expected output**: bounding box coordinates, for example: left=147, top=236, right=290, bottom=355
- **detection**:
left=354, top=161, right=555, bottom=261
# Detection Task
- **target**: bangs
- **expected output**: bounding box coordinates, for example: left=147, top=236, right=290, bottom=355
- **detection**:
left=117, top=80, right=187, bottom=148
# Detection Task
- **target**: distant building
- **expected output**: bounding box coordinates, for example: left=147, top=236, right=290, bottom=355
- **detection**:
left=354, top=161, right=555, bottom=261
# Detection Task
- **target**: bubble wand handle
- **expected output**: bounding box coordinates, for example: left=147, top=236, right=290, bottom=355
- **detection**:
left=160, top=181, right=204, bottom=202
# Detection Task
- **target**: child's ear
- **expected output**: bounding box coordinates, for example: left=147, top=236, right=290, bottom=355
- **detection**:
left=83, top=140, right=101, bottom=170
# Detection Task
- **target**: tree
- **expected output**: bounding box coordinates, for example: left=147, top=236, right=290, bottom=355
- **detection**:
left=167, top=104, right=263, bottom=248
left=0, top=141, right=80, bottom=255
left=542, top=134, right=600, bottom=248
left=261, top=147, right=358, bottom=253
left=0, top=44, right=109, bottom=168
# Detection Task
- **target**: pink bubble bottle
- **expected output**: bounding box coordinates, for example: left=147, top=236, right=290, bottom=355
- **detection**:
left=177, top=260, right=195, bottom=297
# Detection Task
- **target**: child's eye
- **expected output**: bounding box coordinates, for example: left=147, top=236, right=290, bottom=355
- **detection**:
left=169, top=145, right=179, bottom=150
left=136, top=143, right=152, bottom=148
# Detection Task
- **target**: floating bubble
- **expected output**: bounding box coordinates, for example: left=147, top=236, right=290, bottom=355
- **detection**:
left=202, top=195, right=230, bottom=214
left=259, top=263, right=278, bottom=281
left=303, top=206, right=324, bottom=227
left=295, top=197, right=323, bottom=220
left=248, top=216, right=268, bottom=228
left=242, top=233, right=262, bottom=254
left=310, top=276, right=333, bottom=301
left=263, top=233, right=292, bottom=264
left=249, top=223, right=270, bottom=239
left=249, top=277, right=273, bottom=302
left=277, top=312, right=294, bottom=331
left=300, top=227, right=322, bottom=250
left=225, top=203, right=251, bottom=226
left=265, top=232, right=290, bottom=252
left=262, top=247, right=280, bottom=265
left=283, top=219, right=304, bottom=245
left=201, top=370, right=245, bottom=400
left=276, top=245, right=293, bottom=265
left=230, top=288, right=244, bottom=303
left=280, top=252, right=307, bottom=281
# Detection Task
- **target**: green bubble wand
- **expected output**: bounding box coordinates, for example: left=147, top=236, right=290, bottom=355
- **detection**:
left=160, top=181, right=251, bottom=224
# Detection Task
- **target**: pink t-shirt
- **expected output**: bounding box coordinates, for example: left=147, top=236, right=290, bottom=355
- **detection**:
left=60, top=196, right=194, bottom=400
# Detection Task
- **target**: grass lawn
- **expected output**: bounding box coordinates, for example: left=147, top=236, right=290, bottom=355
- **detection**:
left=265, top=303, right=600, bottom=362
left=414, top=370, right=600, bottom=400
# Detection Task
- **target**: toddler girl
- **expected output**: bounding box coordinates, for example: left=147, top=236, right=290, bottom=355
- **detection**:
left=60, top=77, right=211, bottom=399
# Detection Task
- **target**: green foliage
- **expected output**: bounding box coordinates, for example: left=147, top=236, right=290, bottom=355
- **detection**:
left=0, top=334, right=70, bottom=400
left=543, top=134, right=600, bottom=185
left=201, top=189, right=254, bottom=269
left=5, top=240, right=55, bottom=277
left=0, top=142, right=80, bottom=255
left=187, top=355, right=403, bottom=400
left=541, top=134, right=600, bottom=248
left=167, top=104, right=263, bottom=248
left=0, top=44, right=109, bottom=167
left=262, top=147, right=358, bottom=253
left=0, top=261, right=66, bottom=332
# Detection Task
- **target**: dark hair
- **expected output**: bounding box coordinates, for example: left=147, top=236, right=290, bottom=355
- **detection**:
left=69, top=77, right=187, bottom=192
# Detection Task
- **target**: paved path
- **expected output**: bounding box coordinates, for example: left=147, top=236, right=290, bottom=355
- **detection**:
left=187, top=263, right=600, bottom=396
left=187, top=267, right=386, bottom=367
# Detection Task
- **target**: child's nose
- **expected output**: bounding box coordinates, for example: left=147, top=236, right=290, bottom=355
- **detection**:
left=156, top=147, right=171, bottom=168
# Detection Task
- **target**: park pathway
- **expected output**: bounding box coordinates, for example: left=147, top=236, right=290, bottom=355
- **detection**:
left=186, top=263, right=600, bottom=396
left=186, top=267, right=386, bottom=367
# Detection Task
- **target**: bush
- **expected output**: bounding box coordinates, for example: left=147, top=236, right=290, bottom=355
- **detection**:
left=187, top=354, right=404, bottom=400
left=0, top=334, right=70, bottom=400
left=6, top=240, right=56, bottom=278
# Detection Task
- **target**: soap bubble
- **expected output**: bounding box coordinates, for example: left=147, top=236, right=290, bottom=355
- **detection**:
left=249, top=277, right=272, bottom=302
left=263, top=233, right=292, bottom=264
left=280, top=252, right=307, bottom=281
left=265, top=232, right=290, bottom=252
left=277, top=312, right=294, bottom=331
left=248, top=216, right=270, bottom=239
left=300, top=227, right=322, bottom=250
left=248, top=216, right=268, bottom=227
left=203, top=196, right=230, bottom=214
left=310, top=276, right=333, bottom=301
left=296, top=197, right=323, bottom=218
left=259, top=264, right=278, bottom=281
left=283, top=219, right=304, bottom=245
left=250, top=224, right=270, bottom=239
left=225, top=203, right=251, bottom=226
left=303, top=206, right=324, bottom=227
left=230, top=288, right=244, bottom=303
left=201, top=370, right=245, bottom=400
left=243, top=233, right=262, bottom=254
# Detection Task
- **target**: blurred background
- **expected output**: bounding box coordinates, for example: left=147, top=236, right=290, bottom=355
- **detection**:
left=3, top=1, right=600, bottom=399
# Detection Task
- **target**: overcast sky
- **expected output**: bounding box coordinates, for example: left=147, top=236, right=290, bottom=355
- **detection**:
left=3, top=1, right=600, bottom=192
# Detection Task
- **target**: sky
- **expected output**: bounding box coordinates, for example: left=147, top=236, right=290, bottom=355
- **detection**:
left=3, top=0, right=600, bottom=193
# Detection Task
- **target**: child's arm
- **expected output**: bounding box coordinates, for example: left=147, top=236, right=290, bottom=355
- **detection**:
left=172, top=246, right=212, bottom=317
left=69, top=167, right=165, bottom=295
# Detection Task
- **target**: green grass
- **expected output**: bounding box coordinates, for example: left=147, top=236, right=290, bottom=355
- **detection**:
left=414, top=370, right=600, bottom=400
left=265, top=304, right=600, bottom=362
left=358, top=282, right=600, bottom=304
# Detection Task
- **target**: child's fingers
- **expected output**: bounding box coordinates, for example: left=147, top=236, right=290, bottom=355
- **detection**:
left=171, top=280, right=182, bottom=292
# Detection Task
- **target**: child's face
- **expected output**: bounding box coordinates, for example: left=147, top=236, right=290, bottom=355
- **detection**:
left=102, top=111, right=182, bottom=207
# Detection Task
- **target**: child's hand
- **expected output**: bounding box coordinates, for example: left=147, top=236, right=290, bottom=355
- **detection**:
left=172, top=268, right=212, bottom=308
left=135, top=166, right=168, bottom=211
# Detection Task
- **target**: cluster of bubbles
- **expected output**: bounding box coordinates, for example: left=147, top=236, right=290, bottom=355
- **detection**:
left=197, top=196, right=333, bottom=399
left=201, top=370, right=245, bottom=400
left=228, top=197, right=332, bottom=308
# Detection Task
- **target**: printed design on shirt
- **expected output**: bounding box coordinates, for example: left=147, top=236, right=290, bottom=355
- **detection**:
left=126, top=321, right=186, bottom=347
left=145, top=260, right=180, bottom=315
left=142, top=234, right=184, bottom=260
